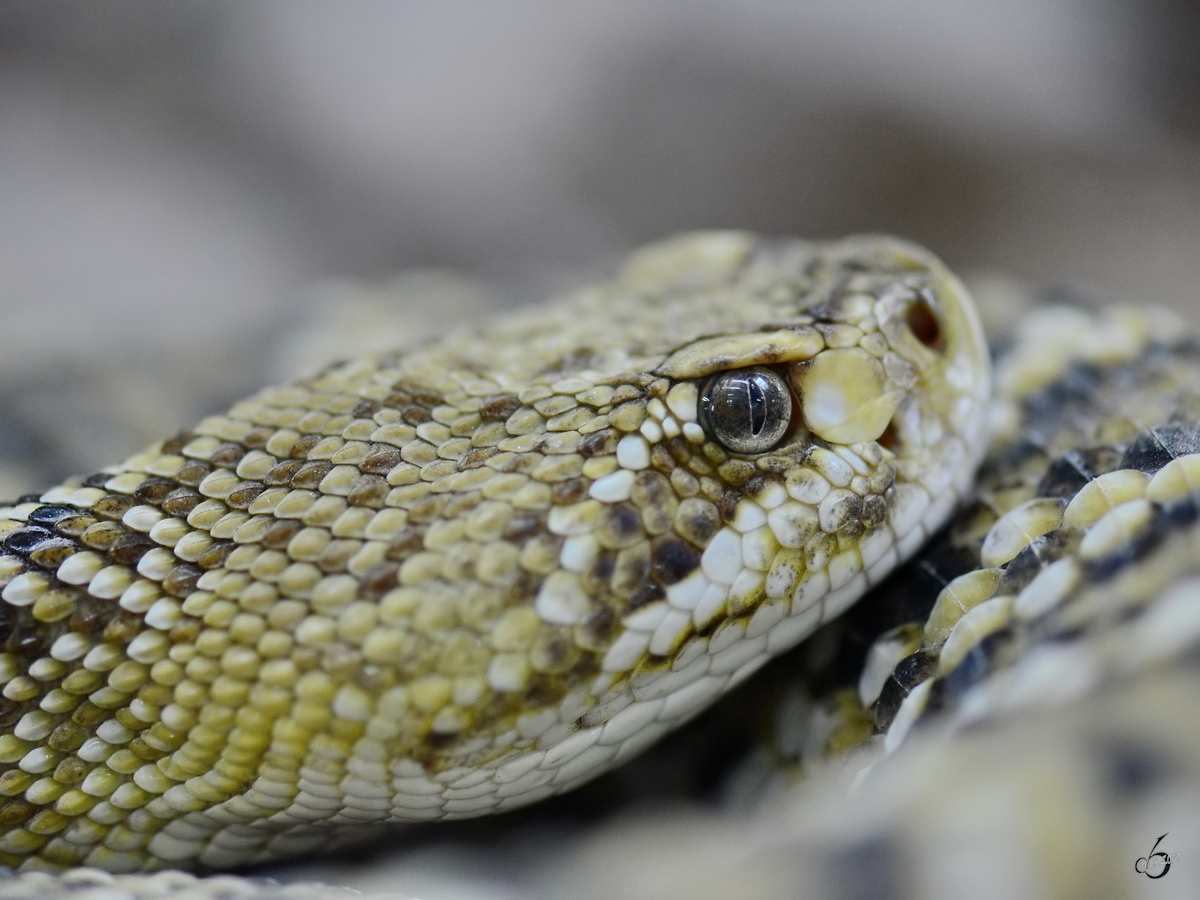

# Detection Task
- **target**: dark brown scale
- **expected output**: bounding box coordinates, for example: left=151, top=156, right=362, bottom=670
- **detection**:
left=347, top=475, right=389, bottom=509
left=360, top=562, right=400, bottom=601
left=162, top=564, right=202, bottom=598
left=400, top=406, right=433, bottom=425
left=361, top=444, right=403, bottom=475
left=666, top=435, right=694, bottom=464
left=384, top=527, right=424, bottom=559
left=631, top=470, right=672, bottom=509
left=575, top=607, right=617, bottom=651
left=262, top=520, right=304, bottom=550
left=577, top=551, right=610, bottom=591
left=352, top=399, right=382, bottom=419
left=159, top=431, right=193, bottom=455
left=290, top=460, right=333, bottom=489
left=160, top=488, right=203, bottom=517
left=242, top=427, right=275, bottom=449
left=406, top=387, right=444, bottom=407
left=133, top=479, right=177, bottom=506
left=861, top=494, right=887, bottom=529
left=80, top=521, right=127, bottom=552
left=579, top=429, right=618, bottom=458
left=717, top=491, right=740, bottom=523
left=209, top=442, right=247, bottom=468
left=80, top=473, right=110, bottom=489
left=317, top=541, right=359, bottom=573
left=264, top=460, right=304, bottom=486
left=225, top=483, right=265, bottom=509
left=551, top=478, right=587, bottom=505
left=742, top=475, right=769, bottom=499
left=108, top=533, right=156, bottom=566
left=457, top=447, right=498, bottom=470
left=290, top=434, right=324, bottom=459
left=197, top=541, right=235, bottom=570
left=478, top=394, right=521, bottom=420
left=91, top=494, right=137, bottom=521
left=174, top=461, right=212, bottom=487
left=650, top=536, right=700, bottom=585
left=594, top=504, right=643, bottom=550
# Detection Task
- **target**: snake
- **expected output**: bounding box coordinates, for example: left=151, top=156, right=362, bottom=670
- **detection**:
left=0, top=231, right=1197, bottom=897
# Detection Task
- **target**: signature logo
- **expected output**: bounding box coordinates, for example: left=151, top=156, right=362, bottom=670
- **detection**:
left=1135, top=833, right=1179, bottom=879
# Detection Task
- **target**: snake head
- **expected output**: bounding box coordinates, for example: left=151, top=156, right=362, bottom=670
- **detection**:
left=563, top=233, right=992, bottom=670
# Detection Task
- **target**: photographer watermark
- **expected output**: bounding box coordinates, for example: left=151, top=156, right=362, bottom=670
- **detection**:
left=1135, top=833, right=1180, bottom=879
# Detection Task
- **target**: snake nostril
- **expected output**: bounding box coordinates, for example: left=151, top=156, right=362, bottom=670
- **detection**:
left=906, top=297, right=942, bottom=349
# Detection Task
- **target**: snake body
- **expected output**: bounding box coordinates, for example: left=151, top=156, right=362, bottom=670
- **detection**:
left=0, top=233, right=990, bottom=874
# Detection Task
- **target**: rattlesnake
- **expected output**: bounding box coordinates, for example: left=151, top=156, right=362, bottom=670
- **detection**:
left=1, top=234, right=1197, bottom=898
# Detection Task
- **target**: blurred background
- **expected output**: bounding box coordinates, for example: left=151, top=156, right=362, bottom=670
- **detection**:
left=1, top=0, right=1199, bottom=495
left=1, top=4, right=1200, bottom=895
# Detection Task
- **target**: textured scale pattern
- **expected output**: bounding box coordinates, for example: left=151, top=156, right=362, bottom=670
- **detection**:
left=0, top=233, right=989, bottom=873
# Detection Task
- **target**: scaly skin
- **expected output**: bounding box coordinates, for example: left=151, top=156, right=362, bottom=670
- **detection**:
left=0, top=232, right=988, bottom=873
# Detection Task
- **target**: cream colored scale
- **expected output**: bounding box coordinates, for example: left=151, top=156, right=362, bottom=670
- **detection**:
left=0, top=233, right=989, bottom=872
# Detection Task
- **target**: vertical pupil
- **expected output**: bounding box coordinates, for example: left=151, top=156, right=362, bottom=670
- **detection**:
left=747, top=375, right=767, bottom=436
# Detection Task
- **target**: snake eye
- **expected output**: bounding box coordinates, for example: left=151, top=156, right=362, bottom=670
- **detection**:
left=698, top=366, right=792, bottom=454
